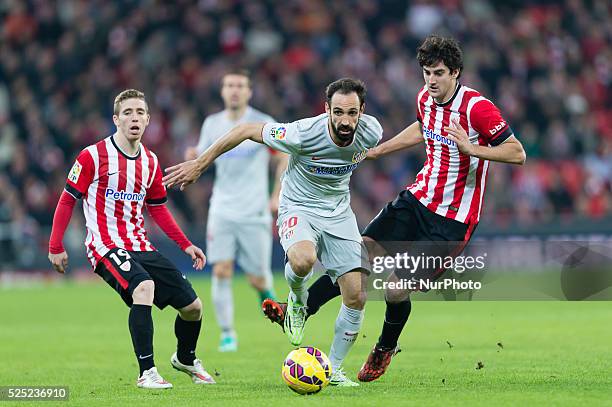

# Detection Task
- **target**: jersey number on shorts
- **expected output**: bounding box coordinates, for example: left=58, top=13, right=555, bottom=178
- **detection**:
left=110, top=249, right=132, bottom=272
left=281, top=216, right=298, bottom=240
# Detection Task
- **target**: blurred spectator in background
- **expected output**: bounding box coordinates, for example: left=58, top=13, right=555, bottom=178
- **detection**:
left=0, top=0, right=610, bottom=268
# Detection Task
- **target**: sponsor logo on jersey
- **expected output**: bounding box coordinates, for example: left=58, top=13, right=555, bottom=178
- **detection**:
left=105, top=188, right=146, bottom=201
left=306, top=163, right=359, bottom=176
left=68, top=161, right=83, bottom=183
left=270, top=126, right=286, bottom=140
left=352, top=150, right=367, bottom=163
left=489, top=120, right=507, bottom=136
left=424, top=127, right=456, bottom=147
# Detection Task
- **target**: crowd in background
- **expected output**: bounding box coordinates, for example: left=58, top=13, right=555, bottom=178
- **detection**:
left=0, top=0, right=610, bottom=268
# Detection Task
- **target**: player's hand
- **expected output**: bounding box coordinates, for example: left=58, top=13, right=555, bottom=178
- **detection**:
left=269, top=195, right=280, bottom=215
left=184, top=245, right=206, bottom=270
left=184, top=147, right=198, bottom=161
left=162, top=159, right=207, bottom=191
left=366, top=147, right=380, bottom=160
left=444, top=118, right=474, bottom=156
left=48, top=251, right=69, bottom=274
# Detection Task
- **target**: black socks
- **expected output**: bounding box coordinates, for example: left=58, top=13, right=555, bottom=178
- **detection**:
left=129, top=304, right=154, bottom=375
left=175, top=315, right=202, bottom=365
left=306, top=275, right=341, bottom=316
left=377, top=300, right=412, bottom=350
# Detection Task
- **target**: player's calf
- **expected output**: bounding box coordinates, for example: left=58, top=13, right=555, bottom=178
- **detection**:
left=176, top=299, right=204, bottom=365
left=341, top=287, right=366, bottom=311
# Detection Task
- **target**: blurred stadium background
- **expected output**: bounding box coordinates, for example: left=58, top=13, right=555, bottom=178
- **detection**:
left=0, top=0, right=610, bottom=273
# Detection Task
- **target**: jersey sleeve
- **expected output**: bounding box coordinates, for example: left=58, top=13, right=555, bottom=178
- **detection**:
left=261, top=122, right=301, bottom=154
left=195, top=118, right=213, bottom=154
left=358, top=115, right=383, bottom=148
left=366, top=116, right=383, bottom=148
left=260, top=115, right=279, bottom=155
left=470, top=99, right=513, bottom=146
left=145, top=155, right=168, bottom=206
left=65, top=149, right=95, bottom=199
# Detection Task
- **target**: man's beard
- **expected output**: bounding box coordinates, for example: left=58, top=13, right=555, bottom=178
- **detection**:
left=331, top=120, right=357, bottom=144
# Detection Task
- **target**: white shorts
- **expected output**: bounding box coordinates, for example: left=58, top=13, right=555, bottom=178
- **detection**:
left=278, top=209, right=370, bottom=283
left=206, top=215, right=272, bottom=279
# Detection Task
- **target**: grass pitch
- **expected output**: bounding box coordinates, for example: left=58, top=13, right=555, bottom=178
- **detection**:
left=0, top=274, right=610, bottom=406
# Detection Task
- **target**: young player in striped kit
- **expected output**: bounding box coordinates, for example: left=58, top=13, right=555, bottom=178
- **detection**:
left=262, top=35, right=526, bottom=382
left=48, top=89, right=215, bottom=389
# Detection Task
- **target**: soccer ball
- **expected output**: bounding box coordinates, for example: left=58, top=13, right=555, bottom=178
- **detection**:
left=281, top=346, right=332, bottom=395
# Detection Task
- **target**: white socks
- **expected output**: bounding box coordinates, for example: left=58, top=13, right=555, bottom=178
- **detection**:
left=284, top=263, right=311, bottom=305
left=329, top=303, right=364, bottom=371
left=211, top=275, right=234, bottom=335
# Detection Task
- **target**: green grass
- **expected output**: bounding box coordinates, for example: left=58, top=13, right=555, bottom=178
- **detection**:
left=1, top=275, right=610, bottom=406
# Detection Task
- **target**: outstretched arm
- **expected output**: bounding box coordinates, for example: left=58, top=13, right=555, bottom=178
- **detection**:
left=367, top=121, right=423, bottom=160
left=444, top=119, right=526, bottom=165
left=163, top=122, right=265, bottom=190
left=48, top=191, right=77, bottom=273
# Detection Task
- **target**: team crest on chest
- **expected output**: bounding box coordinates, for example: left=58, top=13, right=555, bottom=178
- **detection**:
left=352, top=150, right=367, bottom=163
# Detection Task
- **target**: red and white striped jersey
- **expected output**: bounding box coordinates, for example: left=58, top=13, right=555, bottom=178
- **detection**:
left=408, top=84, right=513, bottom=224
left=64, top=135, right=167, bottom=267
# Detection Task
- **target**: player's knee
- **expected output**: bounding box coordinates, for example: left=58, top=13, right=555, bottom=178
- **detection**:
left=134, top=279, right=155, bottom=295
left=385, top=287, right=410, bottom=303
left=288, top=251, right=317, bottom=275
left=133, top=279, right=155, bottom=301
left=180, top=297, right=203, bottom=321
left=247, top=274, right=266, bottom=291
left=213, top=261, right=233, bottom=279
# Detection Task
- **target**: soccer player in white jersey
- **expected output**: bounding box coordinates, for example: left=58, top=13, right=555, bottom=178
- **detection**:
left=163, top=78, right=383, bottom=387
left=184, top=70, right=286, bottom=352
left=48, top=90, right=216, bottom=389
left=261, top=35, right=527, bottom=382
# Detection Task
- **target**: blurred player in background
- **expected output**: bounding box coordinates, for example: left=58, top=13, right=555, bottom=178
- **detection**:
left=184, top=70, right=286, bottom=352
left=261, top=35, right=526, bottom=382
left=163, top=78, right=383, bottom=387
left=48, top=89, right=215, bottom=389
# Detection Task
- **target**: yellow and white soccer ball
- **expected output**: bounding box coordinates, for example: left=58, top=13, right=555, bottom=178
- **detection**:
left=281, top=346, right=332, bottom=395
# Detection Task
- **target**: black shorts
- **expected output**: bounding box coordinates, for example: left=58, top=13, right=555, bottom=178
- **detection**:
left=94, top=248, right=197, bottom=310
left=362, top=190, right=476, bottom=282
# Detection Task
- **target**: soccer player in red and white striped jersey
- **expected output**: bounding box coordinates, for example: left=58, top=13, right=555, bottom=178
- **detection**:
left=260, top=36, right=526, bottom=382
left=48, top=89, right=215, bottom=389
left=356, top=35, right=526, bottom=382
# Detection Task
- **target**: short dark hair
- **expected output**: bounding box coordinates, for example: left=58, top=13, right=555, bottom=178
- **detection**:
left=222, top=69, right=251, bottom=88
left=417, top=35, right=463, bottom=77
left=325, top=78, right=367, bottom=107
left=114, top=89, right=148, bottom=115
